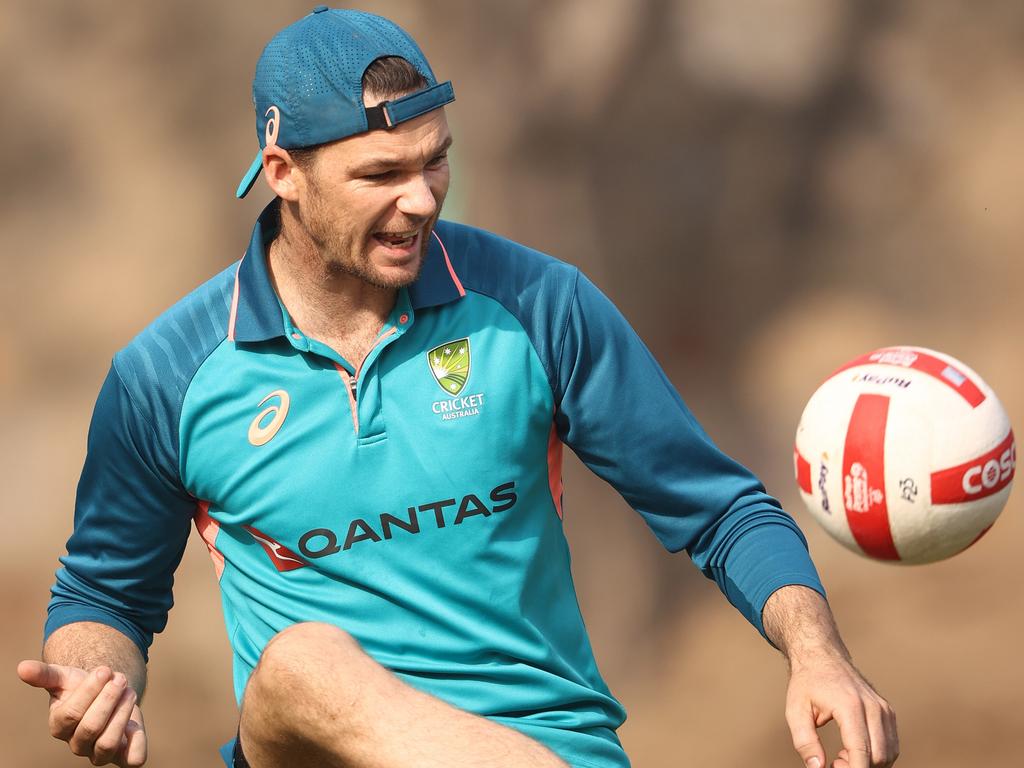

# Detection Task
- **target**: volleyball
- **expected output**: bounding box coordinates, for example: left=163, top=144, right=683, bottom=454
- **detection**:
left=794, top=346, right=1015, bottom=564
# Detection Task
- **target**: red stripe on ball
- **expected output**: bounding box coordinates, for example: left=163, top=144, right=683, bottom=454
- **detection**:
left=842, top=393, right=901, bottom=560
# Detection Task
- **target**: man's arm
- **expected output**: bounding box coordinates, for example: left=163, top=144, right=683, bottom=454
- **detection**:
left=544, top=273, right=897, bottom=766
left=19, top=621, right=148, bottom=766
left=21, top=361, right=196, bottom=765
left=763, top=585, right=899, bottom=768
left=42, top=621, right=147, bottom=694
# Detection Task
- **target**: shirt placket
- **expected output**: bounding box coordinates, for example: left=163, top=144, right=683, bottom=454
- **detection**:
left=284, top=291, right=414, bottom=442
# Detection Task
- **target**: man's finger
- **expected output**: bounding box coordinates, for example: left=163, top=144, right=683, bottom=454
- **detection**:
left=864, top=700, right=894, bottom=766
left=885, top=705, right=900, bottom=764
left=92, top=685, right=136, bottom=765
left=50, top=665, right=112, bottom=741
left=117, top=712, right=147, bottom=768
left=875, top=701, right=899, bottom=767
left=834, top=705, right=872, bottom=768
left=786, top=700, right=827, bottom=768
left=68, top=672, right=126, bottom=757
left=17, top=660, right=75, bottom=693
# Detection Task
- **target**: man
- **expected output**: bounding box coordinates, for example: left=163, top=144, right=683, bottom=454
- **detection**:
left=19, top=8, right=898, bottom=768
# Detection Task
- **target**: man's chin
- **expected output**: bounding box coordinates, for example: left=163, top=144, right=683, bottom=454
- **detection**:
left=365, top=233, right=431, bottom=288
left=371, top=261, right=423, bottom=290
left=319, top=244, right=424, bottom=289
left=362, top=250, right=426, bottom=290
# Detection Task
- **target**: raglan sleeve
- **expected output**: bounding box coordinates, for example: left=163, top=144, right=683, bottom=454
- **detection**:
left=45, top=359, right=195, bottom=660
left=553, top=270, right=826, bottom=637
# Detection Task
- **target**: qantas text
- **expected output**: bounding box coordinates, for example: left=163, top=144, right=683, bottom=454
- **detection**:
left=297, top=480, right=518, bottom=559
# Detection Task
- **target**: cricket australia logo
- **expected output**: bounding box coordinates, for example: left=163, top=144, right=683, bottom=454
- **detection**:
left=429, top=338, right=471, bottom=394
left=428, top=338, right=484, bottom=421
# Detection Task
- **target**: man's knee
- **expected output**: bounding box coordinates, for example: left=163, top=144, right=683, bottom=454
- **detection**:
left=239, top=626, right=368, bottom=765
left=241, top=623, right=368, bottom=752
left=251, top=622, right=364, bottom=691
left=244, top=622, right=368, bottom=720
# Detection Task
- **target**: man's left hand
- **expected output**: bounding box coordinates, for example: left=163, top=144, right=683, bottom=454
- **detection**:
left=785, top=649, right=898, bottom=767
left=762, top=586, right=899, bottom=768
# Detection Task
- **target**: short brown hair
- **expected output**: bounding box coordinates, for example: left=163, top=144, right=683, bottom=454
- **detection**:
left=362, top=56, right=428, bottom=101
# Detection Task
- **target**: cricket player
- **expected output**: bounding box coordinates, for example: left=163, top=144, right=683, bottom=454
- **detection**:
left=18, top=7, right=898, bottom=768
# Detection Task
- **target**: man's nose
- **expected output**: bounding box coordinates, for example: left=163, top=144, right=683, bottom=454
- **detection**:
left=396, top=173, right=437, bottom=219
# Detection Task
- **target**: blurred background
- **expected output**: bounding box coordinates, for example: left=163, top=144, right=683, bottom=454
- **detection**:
left=3, top=0, right=1021, bottom=765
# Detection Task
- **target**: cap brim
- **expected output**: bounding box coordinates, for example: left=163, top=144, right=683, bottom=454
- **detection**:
left=235, top=151, right=264, bottom=199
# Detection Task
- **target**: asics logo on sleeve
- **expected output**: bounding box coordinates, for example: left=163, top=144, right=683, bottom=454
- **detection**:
left=248, top=389, right=290, bottom=446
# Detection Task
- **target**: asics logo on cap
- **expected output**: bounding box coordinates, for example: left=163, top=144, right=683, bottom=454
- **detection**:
left=265, top=106, right=281, bottom=147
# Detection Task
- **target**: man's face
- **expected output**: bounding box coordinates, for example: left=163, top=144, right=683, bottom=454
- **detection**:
left=293, top=103, right=452, bottom=290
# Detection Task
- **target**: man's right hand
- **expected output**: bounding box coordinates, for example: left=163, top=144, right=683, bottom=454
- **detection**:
left=17, top=660, right=147, bottom=767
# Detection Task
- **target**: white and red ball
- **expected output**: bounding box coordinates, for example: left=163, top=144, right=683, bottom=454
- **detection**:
left=794, top=346, right=1014, bottom=564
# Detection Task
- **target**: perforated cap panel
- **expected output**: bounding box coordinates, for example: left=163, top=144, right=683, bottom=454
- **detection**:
left=250, top=9, right=442, bottom=150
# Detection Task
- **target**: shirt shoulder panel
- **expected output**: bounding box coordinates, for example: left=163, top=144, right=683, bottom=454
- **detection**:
left=47, top=264, right=236, bottom=656
left=113, top=263, right=236, bottom=472
left=433, top=220, right=579, bottom=397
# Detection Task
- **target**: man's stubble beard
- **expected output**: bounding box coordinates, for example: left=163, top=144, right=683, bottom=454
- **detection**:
left=302, top=183, right=439, bottom=291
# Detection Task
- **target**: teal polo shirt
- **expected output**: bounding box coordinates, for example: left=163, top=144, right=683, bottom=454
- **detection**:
left=47, top=202, right=824, bottom=768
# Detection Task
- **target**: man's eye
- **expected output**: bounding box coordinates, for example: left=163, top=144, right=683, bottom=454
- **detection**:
left=427, top=153, right=448, bottom=168
left=363, top=170, right=394, bottom=181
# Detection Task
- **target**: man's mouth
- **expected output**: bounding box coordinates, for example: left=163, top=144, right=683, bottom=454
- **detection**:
left=374, top=228, right=420, bottom=249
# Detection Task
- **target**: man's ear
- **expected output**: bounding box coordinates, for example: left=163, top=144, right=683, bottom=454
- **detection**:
left=263, top=146, right=303, bottom=201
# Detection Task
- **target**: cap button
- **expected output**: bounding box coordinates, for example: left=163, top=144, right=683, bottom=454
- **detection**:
left=313, top=5, right=329, bottom=12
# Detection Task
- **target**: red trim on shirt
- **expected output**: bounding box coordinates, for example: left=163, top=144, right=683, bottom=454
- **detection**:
left=547, top=422, right=564, bottom=520
left=433, top=230, right=466, bottom=297
left=227, top=259, right=243, bottom=342
left=194, top=501, right=226, bottom=580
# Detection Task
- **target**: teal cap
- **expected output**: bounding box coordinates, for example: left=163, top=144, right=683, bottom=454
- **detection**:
left=236, top=7, right=455, bottom=198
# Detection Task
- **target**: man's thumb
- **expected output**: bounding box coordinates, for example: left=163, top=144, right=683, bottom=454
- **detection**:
left=16, top=660, right=67, bottom=692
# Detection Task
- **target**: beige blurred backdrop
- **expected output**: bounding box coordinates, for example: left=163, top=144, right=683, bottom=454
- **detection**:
left=3, top=1, right=1021, bottom=766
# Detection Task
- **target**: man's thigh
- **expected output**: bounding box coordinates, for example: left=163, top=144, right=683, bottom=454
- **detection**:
left=237, top=622, right=569, bottom=768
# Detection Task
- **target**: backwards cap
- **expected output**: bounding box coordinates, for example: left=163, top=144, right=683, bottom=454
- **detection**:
left=236, top=6, right=455, bottom=198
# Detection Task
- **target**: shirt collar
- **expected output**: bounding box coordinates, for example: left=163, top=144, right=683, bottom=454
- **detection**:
left=228, top=202, right=465, bottom=343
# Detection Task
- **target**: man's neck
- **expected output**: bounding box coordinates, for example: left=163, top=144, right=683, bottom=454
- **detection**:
left=267, top=219, right=396, bottom=348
